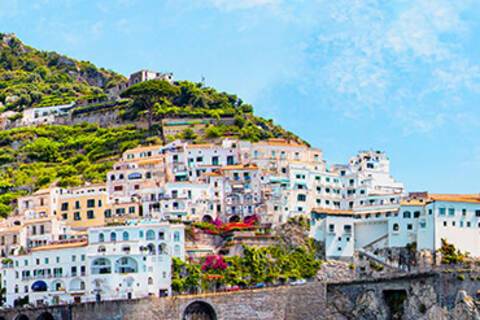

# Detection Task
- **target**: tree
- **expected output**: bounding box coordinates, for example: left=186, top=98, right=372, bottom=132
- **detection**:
left=182, top=128, right=197, bottom=140
left=121, top=80, right=180, bottom=131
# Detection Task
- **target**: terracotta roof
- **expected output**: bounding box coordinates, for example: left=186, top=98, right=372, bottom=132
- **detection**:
left=221, top=164, right=258, bottom=171
left=311, top=208, right=354, bottom=216
left=23, top=217, right=53, bottom=225
left=401, top=199, right=429, bottom=206
left=30, top=240, right=88, bottom=252
left=255, top=138, right=304, bottom=147
left=187, top=144, right=215, bottom=149
left=124, top=145, right=162, bottom=154
left=429, top=194, right=480, bottom=204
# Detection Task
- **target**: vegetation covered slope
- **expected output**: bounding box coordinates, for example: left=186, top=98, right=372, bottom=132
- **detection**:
left=0, top=34, right=306, bottom=217
left=0, top=123, right=157, bottom=217
left=0, top=33, right=125, bottom=111
left=121, top=79, right=303, bottom=143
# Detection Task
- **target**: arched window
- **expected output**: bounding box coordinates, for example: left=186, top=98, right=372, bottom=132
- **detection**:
left=146, top=230, right=155, bottom=240
left=110, top=174, right=115, bottom=181
left=98, top=233, right=105, bottom=243
left=69, top=278, right=85, bottom=291
left=122, top=231, right=129, bottom=241
left=393, top=223, right=400, bottom=231
left=115, top=257, right=138, bottom=274
left=403, top=211, right=411, bottom=218
left=110, top=232, right=117, bottom=242
left=92, top=258, right=112, bottom=274
left=148, top=277, right=153, bottom=285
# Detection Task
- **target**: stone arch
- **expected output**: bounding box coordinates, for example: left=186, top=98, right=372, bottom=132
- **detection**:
left=182, top=300, right=217, bottom=320
left=15, top=315, right=29, bottom=320
left=36, top=312, right=55, bottom=320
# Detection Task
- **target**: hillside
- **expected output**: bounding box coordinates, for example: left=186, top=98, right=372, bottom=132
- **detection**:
left=0, top=33, right=125, bottom=111
left=0, top=33, right=305, bottom=217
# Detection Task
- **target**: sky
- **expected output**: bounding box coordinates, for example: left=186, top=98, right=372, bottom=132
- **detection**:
left=1, top=0, right=480, bottom=193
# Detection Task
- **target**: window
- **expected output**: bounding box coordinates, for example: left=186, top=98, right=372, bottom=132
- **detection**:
left=123, top=231, right=129, bottom=241
left=99, top=233, right=105, bottom=243
left=407, top=224, right=413, bottom=230
left=403, top=211, right=411, bottom=218
left=448, top=208, right=455, bottom=216
left=439, top=208, right=446, bottom=216
left=61, top=202, right=68, bottom=211
left=87, top=210, right=95, bottom=219
left=443, top=221, right=447, bottom=227
left=452, top=221, right=456, bottom=226
left=344, top=225, right=352, bottom=233
left=329, top=224, right=335, bottom=233
left=129, top=206, right=135, bottom=214
left=462, top=209, right=467, bottom=216
left=75, top=201, right=80, bottom=209
left=146, top=230, right=155, bottom=240
left=467, top=221, right=471, bottom=228
left=158, top=232, right=165, bottom=240
left=419, top=221, right=426, bottom=228
left=87, top=199, right=95, bottom=208
left=74, top=212, right=81, bottom=221
left=104, top=209, right=112, bottom=218
left=297, top=194, right=307, bottom=202
left=116, top=208, right=126, bottom=215
left=476, top=210, right=480, bottom=217
left=174, top=231, right=180, bottom=242
left=413, top=211, right=420, bottom=218
left=110, top=232, right=117, bottom=242
left=393, top=223, right=399, bottom=231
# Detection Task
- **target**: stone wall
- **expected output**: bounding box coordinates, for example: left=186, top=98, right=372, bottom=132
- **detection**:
left=0, top=282, right=327, bottom=320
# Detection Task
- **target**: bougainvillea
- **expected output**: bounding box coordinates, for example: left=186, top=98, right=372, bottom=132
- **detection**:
left=201, top=255, right=228, bottom=272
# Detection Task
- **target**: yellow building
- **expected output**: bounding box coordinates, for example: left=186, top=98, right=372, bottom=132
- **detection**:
left=56, top=185, right=108, bottom=229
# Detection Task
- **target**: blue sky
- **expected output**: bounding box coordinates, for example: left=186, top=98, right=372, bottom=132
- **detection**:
left=1, top=0, right=480, bottom=193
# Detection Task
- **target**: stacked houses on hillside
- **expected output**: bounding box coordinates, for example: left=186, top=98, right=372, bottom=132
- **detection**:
left=1, top=137, right=479, bottom=307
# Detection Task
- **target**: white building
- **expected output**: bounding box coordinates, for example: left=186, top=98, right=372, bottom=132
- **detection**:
left=1, top=220, right=184, bottom=307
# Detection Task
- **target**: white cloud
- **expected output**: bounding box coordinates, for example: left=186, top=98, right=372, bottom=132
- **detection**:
left=304, top=0, right=480, bottom=133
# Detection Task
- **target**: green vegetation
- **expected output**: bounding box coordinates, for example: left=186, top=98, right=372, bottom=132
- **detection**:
left=0, top=33, right=307, bottom=217
left=121, top=79, right=304, bottom=143
left=439, top=238, right=469, bottom=265
left=171, top=241, right=321, bottom=294
left=0, top=33, right=125, bottom=111
left=0, top=123, right=152, bottom=217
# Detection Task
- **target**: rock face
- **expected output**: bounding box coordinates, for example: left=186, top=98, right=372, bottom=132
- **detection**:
left=450, top=290, right=480, bottom=320
left=352, top=290, right=389, bottom=320
left=317, top=260, right=356, bottom=282
left=328, top=279, right=480, bottom=320
left=403, top=282, right=439, bottom=319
